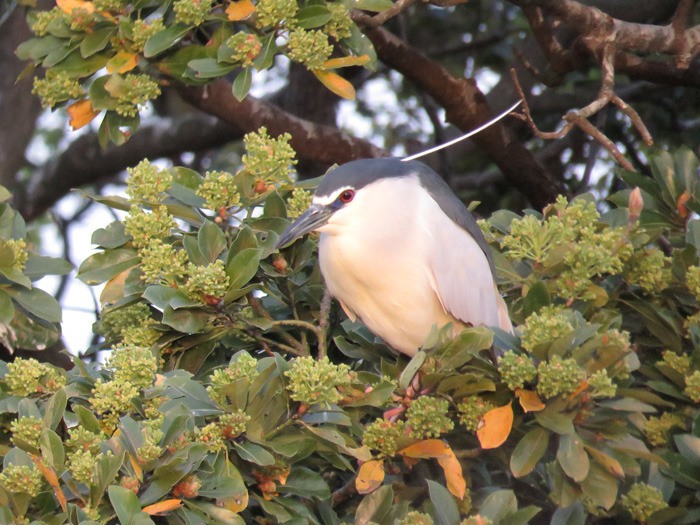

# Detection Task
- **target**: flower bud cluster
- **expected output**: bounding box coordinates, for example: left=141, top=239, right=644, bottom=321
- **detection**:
left=67, top=6, right=95, bottom=32
left=32, top=70, right=84, bottom=108
left=287, top=29, right=333, bottom=69
left=66, top=426, right=103, bottom=454
left=242, top=127, right=297, bottom=187
left=114, top=74, right=161, bottom=117
left=362, top=418, right=406, bottom=457
left=405, top=396, right=454, bottom=439
left=196, top=170, right=241, bottom=211
left=1, top=238, right=28, bottom=271
left=623, top=248, right=671, bottom=294
left=644, top=412, right=684, bottom=447
left=286, top=188, right=312, bottom=220
left=457, top=396, right=494, bottom=432
left=536, top=356, right=585, bottom=399
left=194, top=422, right=226, bottom=452
left=661, top=350, right=690, bottom=375
left=124, top=205, right=175, bottom=248
left=687, top=265, right=700, bottom=301
left=208, top=352, right=259, bottom=404
left=461, top=517, right=492, bottom=525
left=220, top=410, right=250, bottom=438
left=226, top=33, right=263, bottom=67
left=10, top=416, right=43, bottom=450
left=400, top=511, right=434, bottom=525
left=137, top=425, right=163, bottom=463
left=68, top=448, right=100, bottom=484
left=184, top=260, right=230, bottom=303
left=99, top=302, right=160, bottom=346
left=4, top=358, right=65, bottom=397
left=108, top=344, right=158, bottom=389
left=324, top=3, right=353, bottom=40
left=498, top=351, right=537, bottom=390
left=126, top=160, right=172, bottom=202
left=588, top=369, right=616, bottom=398
left=684, top=370, right=700, bottom=402
left=139, top=240, right=189, bottom=287
left=94, top=0, right=126, bottom=10
left=0, top=464, right=43, bottom=496
left=285, top=356, right=354, bottom=406
left=89, top=379, right=140, bottom=433
left=30, top=7, right=67, bottom=36
left=173, top=0, right=212, bottom=26
left=621, top=482, right=667, bottom=522
left=130, top=18, right=164, bottom=52
left=520, top=305, right=573, bottom=352
left=255, top=0, right=298, bottom=29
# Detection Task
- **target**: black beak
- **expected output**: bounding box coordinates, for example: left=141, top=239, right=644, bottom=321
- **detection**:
left=276, top=204, right=334, bottom=248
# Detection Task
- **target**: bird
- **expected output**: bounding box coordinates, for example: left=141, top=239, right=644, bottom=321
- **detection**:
left=277, top=158, right=512, bottom=357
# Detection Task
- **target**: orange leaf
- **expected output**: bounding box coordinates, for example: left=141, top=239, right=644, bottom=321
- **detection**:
left=219, top=490, right=249, bottom=513
left=398, top=439, right=451, bottom=459
left=585, top=446, right=625, bottom=479
left=57, top=0, right=95, bottom=14
left=322, top=55, right=371, bottom=69
left=226, top=0, right=255, bottom=21
left=143, top=499, right=182, bottom=515
left=67, top=99, right=99, bottom=130
left=356, top=459, right=385, bottom=494
left=100, top=267, right=130, bottom=305
left=568, top=379, right=589, bottom=401
left=107, top=51, right=139, bottom=74
left=311, top=69, right=355, bottom=100
left=32, top=456, right=67, bottom=511
left=128, top=453, right=144, bottom=481
left=515, top=389, right=545, bottom=413
left=678, top=191, right=691, bottom=219
left=437, top=450, right=466, bottom=500
left=477, top=402, right=513, bottom=449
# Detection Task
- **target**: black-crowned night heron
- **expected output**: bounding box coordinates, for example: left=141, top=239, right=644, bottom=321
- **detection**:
left=277, top=158, right=513, bottom=356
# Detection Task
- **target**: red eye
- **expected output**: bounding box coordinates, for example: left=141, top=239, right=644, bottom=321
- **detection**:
left=339, top=189, right=355, bottom=203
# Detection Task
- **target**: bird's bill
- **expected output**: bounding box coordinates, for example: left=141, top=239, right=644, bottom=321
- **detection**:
left=277, top=204, right=334, bottom=248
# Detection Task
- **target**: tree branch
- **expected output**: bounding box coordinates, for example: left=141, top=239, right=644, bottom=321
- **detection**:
left=353, top=15, right=565, bottom=208
left=176, top=80, right=386, bottom=166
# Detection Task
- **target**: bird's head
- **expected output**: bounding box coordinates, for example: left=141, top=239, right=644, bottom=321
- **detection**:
left=276, top=158, right=420, bottom=247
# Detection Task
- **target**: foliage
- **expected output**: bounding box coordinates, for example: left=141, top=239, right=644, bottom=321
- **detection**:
left=15, top=0, right=376, bottom=146
left=1, top=131, right=700, bottom=523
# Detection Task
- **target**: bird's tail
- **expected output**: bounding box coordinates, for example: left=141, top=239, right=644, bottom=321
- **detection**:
left=495, top=291, right=514, bottom=334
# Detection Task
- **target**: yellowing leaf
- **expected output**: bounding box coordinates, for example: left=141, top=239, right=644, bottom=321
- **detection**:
left=312, top=69, right=355, bottom=100
left=100, top=268, right=130, bottom=305
left=568, top=380, right=589, bottom=400
left=107, top=51, right=139, bottom=74
left=33, top=457, right=67, bottom=511
left=219, top=490, right=249, bottom=513
left=437, top=449, right=466, bottom=500
left=322, top=55, right=371, bottom=69
left=226, top=0, right=255, bottom=21
left=585, top=446, right=625, bottom=479
left=515, top=389, right=545, bottom=412
left=356, top=459, right=385, bottom=495
left=67, top=99, right=99, bottom=131
left=477, top=403, right=513, bottom=449
left=143, top=499, right=182, bottom=515
left=128, top=452, right=144, bottom=481
left=399, top=439, right=451, bottom=459
left=57, top=0, right=95, bottom=14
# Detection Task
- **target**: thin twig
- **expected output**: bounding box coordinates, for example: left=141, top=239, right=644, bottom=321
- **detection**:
left=318, top=289, right=332, bottom=360
left=247, top=293, right=307, bottom=355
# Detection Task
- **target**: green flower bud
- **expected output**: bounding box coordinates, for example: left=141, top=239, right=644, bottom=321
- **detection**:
left=137, top=425, right=163, bottom=463
left=126, top=159, right=172, bottom=202
left=660, top=350, right=690, bottom=375
left=130, top=18, right=164, bottom=52
left=225, top=33, right=263, bottom=67
left=89, top=379, right=140, bottom=433
left=220, top=410, right=250, bottom=438
left=66, top=426, right=104, bottom=454
left=208, top=352, right=259, bottom=404
left=287, top=29, right=333, bottom=69
left=644, top=413, right=684, bottom=447
left=621, top=482, right=667, bottom=522
left=194, top=422, right=226, bottom=452
left=687, top=265, right=700, bottom=301
left=285, top=356, right=354, bottom=406
left=139, top=239, right=188, bottom=286
left=324, top=3, right=353, bottom=40
left=4, top=358, right=65, bottom=397
left=108, top=344, right=158, bottom=389
left=498, top=351, right=537, bottom=390
left=457, top=396, right=494, bottom=433
left=286, top=188, right=313, bottom=219
left=0, top=238, right=29, bottom=271
left=242, top=127, right=297, bottom=187
left=536, top=356, right=585, bottom=399
left=124, top=205, right=175, bottom=248
left=0, top=465, right=43, bottom=497
left=173, top=0, right=212, bottom=26
left=520, top=305, right=573, bottom=353
left=32, top=70, right=84, bottom=108
left=197, top=170, right=241, bottom=211
left=30, top=7, right=68, bottom=36
left=400, top=511, right=433, bottom=525
left=255, top=0, right=298, bottom=29
left=588, top=369, right=616, bottom=398
left=10, top=416, right=44, bottom=450
left=184, top=260, right=230, bottom=303
left=624, top=247, right=671, bottom=294
left=405, top=396, right=454, bottom=439
left=68, top=448, right=99, bottom=484
left=111, top=74, right=162, bottom=117
left=684, top=370, right=700, bottom=403
left=362, top=418, right=406, bottom=457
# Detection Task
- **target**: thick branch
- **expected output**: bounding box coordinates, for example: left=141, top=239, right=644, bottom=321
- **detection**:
left=14, top=114, right=242, bottom=221
left=355, top=18, right=564, bottom=208
left=177, top=80, right=386, bottom=165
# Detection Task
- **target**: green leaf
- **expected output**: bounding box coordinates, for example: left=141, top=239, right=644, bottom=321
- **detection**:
left=399, top=350, right=426, bottom=389
left=344, top=0, right=394, bottom=13
left=108, top=485, right=154, bottom=525
left=479, top=489, right=518, bottom=523
left=296, top=5, right=332, bottom=28
left=557, top=433, right=589, bottom=482
left=0, top=289, right=15, bottom=325
left=0, top=185, right=11, bottom=202
left=144, top=24, right=190, bottom=58
left=186, top=58, right=236, bottom=79
left=77, top=248, right=139, bottom=285
left=524, top=280, right=550, bottom=316
left=534, top=402, right=575, bottom=435
left=7, top=287, right=61, bottom=323
left=39, top=430, right=65, bottom=472
left=233, top=441, right=275, bottom=466
left=91, top=220, right=130, bottom=249
left=162, top=305, right=210, bottom=334
left=687, top=220, right=700, bottom=257
left=157, top=45, right=210, bottom=79
left=580, top=464, right=617, bottom=511
left=278, top=467, right=331, bottom=499
left=73, top=405, right=103, bottom=435
left=355, top=485, right=394, bottom=525
left=232, top=68, right=252, bottom=101
left=226, top=247, right=261, bottom=290
left=674, top=434, right=700, bottom=467
left=43, top=388, right=67, bottom=431
left=252, top=33, right=278, bottom=70
left=52, top=50, right=109, bottom=77
left=550, top=503, right=586, bottom=525
left=263, top=191, right=287, bottom=218
left=23, top=254, right=72, bottom=280
left=510, top=427, right=550, bottom=477
left=426, top=480, right=460, bottom=525
left=80, top=27, right=116, bottom=58
left=198, top=221, right=227, bottom=262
